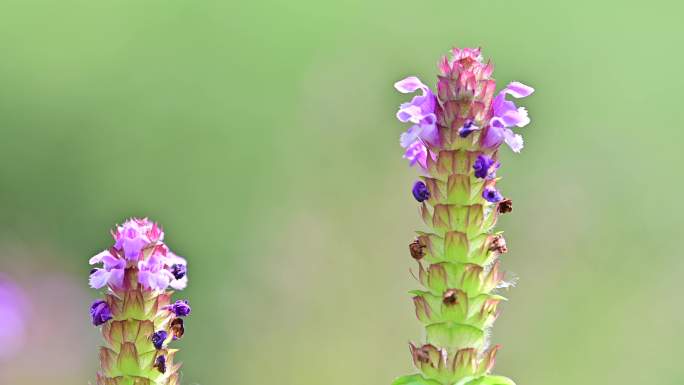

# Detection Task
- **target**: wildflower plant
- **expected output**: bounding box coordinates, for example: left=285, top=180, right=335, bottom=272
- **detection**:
left=392, top=47, right=534, bottom=385
left=88, top=218, right=191, bottom=385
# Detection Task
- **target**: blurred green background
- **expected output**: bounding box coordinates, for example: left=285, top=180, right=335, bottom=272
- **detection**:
left=0, top=0, right=683, bottom=384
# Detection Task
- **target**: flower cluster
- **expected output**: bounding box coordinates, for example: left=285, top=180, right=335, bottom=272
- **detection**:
left=394, top=47, right=534, bottom=207
left=88, top=218, right=191, bottom=385
left=89, top=218, right=187, bottom=291
left=392, top=47, right=534, bottom=385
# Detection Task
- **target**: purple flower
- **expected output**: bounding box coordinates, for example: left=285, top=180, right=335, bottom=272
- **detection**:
left=483, top=186, right=504, bottom=203
left=165, top=252, right=188, bottom=290
left=153, top=354, right=166, bottom=373
left=151, top=330, right=168, bottom=350
left=395, top=76, right=440, bottom=163
left=113, top=221, right=148, bottom=261
left=458, top=120, right=480, bottom=138
left=483, top=82, right=534, bottom=153
left=412, top=181, right=430, bottom=202
left=403, top=140, right=430, bottom=170
left=138, top=249, right=174, bottom=291
left=90, top=299, right=112, bottom=326
left=472, top=154, right=500, bottom=179
left=89, top=250, right=126, bottom=289
left=166, top=299, right=191, bottom=317
left=0, top=274, right=29, bottom=359
left=170, top=264, right=186, bottom=280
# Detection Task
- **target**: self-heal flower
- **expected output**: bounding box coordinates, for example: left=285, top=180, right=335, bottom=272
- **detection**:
left=90, top=299, right=112, bottom=326
left=472, top=154, right=500, bottom=179
left=412, top=181, right=430, bottom=202
left=166, top=299, right=192, bottom=317
left=403, top=140, right=430, bottom=170
left=170, top=263, right=186, bottom=280
left=153, top=355, right=166, bottom=374
left=89, top=250, right=125, bottom=289
left=392, top=47, right=534, bottom=385
left=482, top=82, right=535, bottom=153
left=483, top=186, right=504, bottom=203
left=151, top=330, right=168, bottom=350
left=89, top=218, right=190, bottom=385
left=395, top=76, right=439, bottom=168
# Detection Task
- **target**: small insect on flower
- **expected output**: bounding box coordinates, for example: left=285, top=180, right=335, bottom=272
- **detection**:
left=412, top=181, right=430, bottom=202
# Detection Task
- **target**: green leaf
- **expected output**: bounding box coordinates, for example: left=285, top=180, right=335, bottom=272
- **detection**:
left=392, top=374, right=443, bottom=385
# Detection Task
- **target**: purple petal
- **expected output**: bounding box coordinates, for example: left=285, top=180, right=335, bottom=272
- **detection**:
left=169, top=275, right=188, bottom=290
left=481, top=124, right=505, bottom=149
left=400, top=125, right=422, bottom=148
left=89, top=250, right=111, bottom=265
left=109, top=268, right=125, bottom=288
left=89, top=269, right=109, bottom=289
left=504, top=82, right=534, bottom=98
left=403, top=140, right=429, bottom=169
left=503, top=129, right=524, bottom=153
left=500, top=107, right=530, bottom=128
left=394, top=76, right=427, bottom=93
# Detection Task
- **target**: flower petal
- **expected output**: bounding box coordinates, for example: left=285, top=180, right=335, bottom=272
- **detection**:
left=89, top=250, right=111, bottom=265
left=394, top=76, right=427, bottom=93
left=504, top=82, right=534, bottom=98
left=89, top=269, right=109, bottom=289
left=503, top=129, right=524, bottom=153
left=169, top=275, right=188, bottom=290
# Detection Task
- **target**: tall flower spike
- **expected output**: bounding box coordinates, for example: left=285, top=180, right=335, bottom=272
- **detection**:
left=392, top=47, right=535, bottom=385
left=88, top=218, right=190, bottom=385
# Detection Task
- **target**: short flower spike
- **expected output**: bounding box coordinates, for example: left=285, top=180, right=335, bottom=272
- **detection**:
left=88, top=218, right=191, bottom=385
left=392, top=47, right=534, bottom=385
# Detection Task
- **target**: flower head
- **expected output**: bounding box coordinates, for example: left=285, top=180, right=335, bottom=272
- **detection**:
left=412, top=181, right=430, bottom=202
left=472, top=154, right=500, bottom=179
left=90, top=299, right=112, bottom=326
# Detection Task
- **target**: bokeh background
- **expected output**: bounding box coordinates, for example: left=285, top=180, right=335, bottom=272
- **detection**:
left=0, top=0, right=683, bottom=384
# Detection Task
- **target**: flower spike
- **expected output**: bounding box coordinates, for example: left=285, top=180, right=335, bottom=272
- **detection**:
left=88, top=217, right=191, bottom=385
left=392, top=47, right=535, bottom=385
